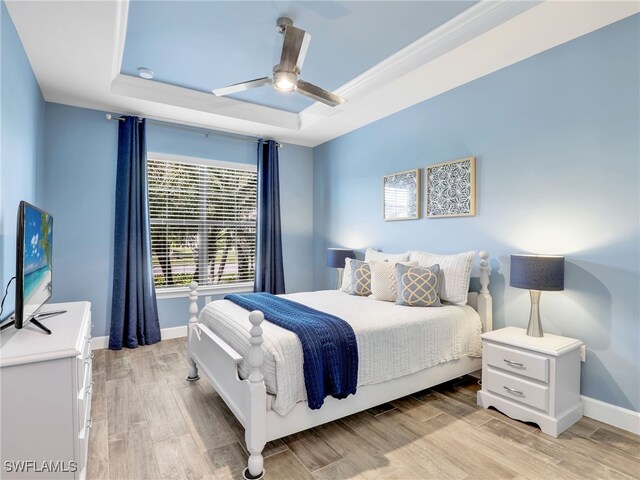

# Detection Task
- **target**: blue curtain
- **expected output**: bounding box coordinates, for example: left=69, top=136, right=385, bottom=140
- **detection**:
left=109, top=117, right=161, bottom=349
left=255, top=139, right=285, bottom=294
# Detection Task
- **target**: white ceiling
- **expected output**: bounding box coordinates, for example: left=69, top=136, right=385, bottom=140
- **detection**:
left=6, top=1, right=639, bottom=147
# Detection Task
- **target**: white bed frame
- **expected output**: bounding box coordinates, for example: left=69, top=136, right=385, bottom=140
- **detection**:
left=186, top=251, right=493, bottom=480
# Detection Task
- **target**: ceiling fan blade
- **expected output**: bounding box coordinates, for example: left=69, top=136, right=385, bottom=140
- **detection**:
left=212, top=77, right=271, bottom=96
left=296, top=80, right=346, bottom=107
left=280, top=26, right=311, bottom=73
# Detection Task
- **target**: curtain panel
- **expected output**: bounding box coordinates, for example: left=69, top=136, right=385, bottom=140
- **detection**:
left=109, top=116, right=161, bottom=349
left=255, top=139, right=285, bottom=294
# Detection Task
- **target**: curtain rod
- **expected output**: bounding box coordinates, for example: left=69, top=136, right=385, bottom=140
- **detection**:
left=104, top=113, right=282, bottom=148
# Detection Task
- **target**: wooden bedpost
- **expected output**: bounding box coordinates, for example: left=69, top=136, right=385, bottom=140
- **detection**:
left=243, top=310, right=267, bottom=480
left=186, top=281, right=200, bottom=381
left=478, top=251, right=493, bottom=332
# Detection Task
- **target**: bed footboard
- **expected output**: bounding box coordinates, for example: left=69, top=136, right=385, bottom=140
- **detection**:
left=186, top=282, right=266, bottom=480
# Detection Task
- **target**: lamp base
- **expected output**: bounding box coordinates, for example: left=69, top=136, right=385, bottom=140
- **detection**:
left=336, top=268, right=344, bottom=290
left=526, top=290, right=543, bottom=337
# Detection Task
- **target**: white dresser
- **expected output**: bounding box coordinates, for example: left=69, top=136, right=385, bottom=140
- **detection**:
left=1, top=302, right=93, bottom=479
left=477, top=326, right=583, bottom=437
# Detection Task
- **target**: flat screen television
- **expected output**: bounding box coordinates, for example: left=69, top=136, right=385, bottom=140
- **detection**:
left=14, top=201, right=54, bottom=332
left=0, top=202, right=64, bottom=334
left=1, top=200, right=63, bottom=334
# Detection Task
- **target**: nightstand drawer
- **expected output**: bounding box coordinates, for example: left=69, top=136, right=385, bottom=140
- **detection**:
left=485, top=342, right=549, bottom=383
left=485, top=367, right=549, bottom=411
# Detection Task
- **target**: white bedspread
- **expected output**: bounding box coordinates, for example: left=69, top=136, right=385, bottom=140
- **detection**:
left=199, top=290, right=483, bottom=416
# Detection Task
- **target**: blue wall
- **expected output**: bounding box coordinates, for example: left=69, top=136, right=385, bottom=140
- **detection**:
left=313, top=15, right=640, bottom=411
left=42, top=104, right=314, bottom=337
left=42, top=105, right=119, bottom=338
left=0, top=1, right=46, bottom=319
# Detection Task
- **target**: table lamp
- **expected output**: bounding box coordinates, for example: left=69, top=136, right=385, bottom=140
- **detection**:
left=326, top=248, right=355, bottom=289
left=510, top=254, right=564, bottom=337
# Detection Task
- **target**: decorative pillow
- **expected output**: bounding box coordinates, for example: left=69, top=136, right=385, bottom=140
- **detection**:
left=370, top=261, right=418, bottom=302
left=364, top=248, right=410, bottom=263
left=340, top=258, right=355, bottom=293
left=396, top=263, right=442, bottom=307
left=408, top=251, right=476, bottom=305
left=349, top=260, right=372, bottom=297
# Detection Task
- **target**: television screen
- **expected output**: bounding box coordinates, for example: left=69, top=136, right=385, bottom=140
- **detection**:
left=15, top=201, right=53, bottom=328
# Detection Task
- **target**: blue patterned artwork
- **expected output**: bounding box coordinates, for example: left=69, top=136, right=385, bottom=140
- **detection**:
left=426, top=157, right=476, bottom=218
left=383, top=169, right=420, bottom=221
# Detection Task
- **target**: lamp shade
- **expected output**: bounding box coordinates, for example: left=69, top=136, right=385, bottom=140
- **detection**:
left=510, top=254, right=564, bottom=291
left=326, top=248, right=355, bottom=268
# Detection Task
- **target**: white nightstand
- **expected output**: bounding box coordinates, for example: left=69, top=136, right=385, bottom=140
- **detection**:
left=477, top=326, right=583, bottom=437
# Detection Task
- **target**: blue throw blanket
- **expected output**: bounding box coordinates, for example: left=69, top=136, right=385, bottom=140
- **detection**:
left=225, top=293, right=358, bottom=409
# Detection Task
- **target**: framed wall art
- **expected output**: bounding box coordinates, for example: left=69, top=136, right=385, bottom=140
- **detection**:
left=425, top=157, right=476, bottom=218
left=383, top=169, right=420, bottom=221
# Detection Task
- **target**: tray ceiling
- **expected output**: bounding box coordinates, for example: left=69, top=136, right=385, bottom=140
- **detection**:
left=5, top=1, right=638, bottom=147
left=121, top=1, right=476, bottom=113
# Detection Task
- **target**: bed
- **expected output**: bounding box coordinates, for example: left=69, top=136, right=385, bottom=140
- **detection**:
left=186, top=251, right=492, bottom=480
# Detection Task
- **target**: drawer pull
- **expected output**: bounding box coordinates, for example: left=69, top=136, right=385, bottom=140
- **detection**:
left=503, top=358, right=524, bottom=368
left=503, top=385, right=524, bottom=396
left=86, top=418, right=93, bottom=430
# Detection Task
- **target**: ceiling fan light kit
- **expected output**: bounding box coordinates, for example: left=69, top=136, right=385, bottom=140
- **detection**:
left=273, top=69, right=297, bottom=92
left=212, top=17, right=346, bottom=107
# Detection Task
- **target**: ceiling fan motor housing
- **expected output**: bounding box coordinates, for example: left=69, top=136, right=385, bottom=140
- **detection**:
left=276, top=17, right=293, bottom=34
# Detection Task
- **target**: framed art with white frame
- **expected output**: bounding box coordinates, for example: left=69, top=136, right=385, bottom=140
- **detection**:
left=425, top=157, right=476, bottom=218
left=383, top=169, right=420, bottom=221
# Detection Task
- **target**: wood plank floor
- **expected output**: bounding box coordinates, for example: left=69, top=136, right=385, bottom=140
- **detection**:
left=88, top=338, right=640, bottom=480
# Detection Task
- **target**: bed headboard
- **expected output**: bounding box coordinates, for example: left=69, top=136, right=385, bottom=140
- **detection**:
left=467, top=251, right=493, bottom=332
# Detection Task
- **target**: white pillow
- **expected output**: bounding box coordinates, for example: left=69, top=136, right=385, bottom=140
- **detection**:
left=409, top=251, right=476, bottom=305
left=340, top=257, right=355, bottom=293
left=370, top=260, right=418, bottom=302
left=364, top=248, right=410, bottom=263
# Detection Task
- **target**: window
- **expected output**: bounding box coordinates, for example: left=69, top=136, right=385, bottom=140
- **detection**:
left=148, top=155, right=257, bottom=295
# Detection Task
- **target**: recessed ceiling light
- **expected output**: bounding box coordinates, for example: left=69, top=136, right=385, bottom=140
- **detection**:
left=138, top=68, right=154, bottom=80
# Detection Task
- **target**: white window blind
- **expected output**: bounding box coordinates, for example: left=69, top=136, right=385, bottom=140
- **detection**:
left=148, top=157, right=257, bottom=291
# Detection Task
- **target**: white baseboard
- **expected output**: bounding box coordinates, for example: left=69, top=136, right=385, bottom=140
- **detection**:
left=160, top=325, right=188, bottom=340
left=91, top=325, right=187, bottom=351
left=91, top=336, right=109, bottom=350
left=582, top=395, right=640, bottom=435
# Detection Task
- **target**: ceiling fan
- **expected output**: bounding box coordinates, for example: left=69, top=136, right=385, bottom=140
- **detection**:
left=212, top=17, right=346, bottom=107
